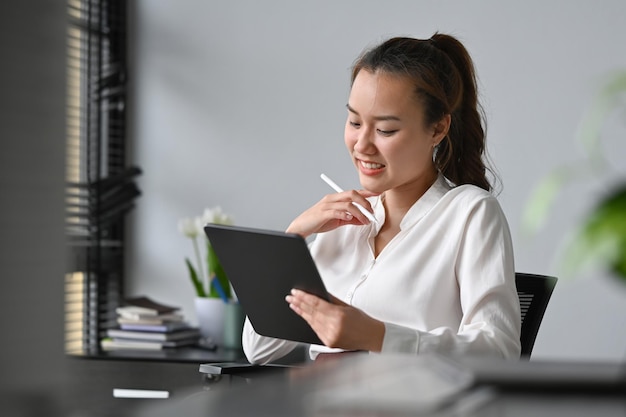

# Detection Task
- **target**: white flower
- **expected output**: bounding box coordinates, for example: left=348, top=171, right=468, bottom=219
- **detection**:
left=201, top=206, right=234, bottom=227
left=178, top=206, right=235, bottom=238
left=178, top=217, right=199, bottom=238
left=194, top=216, right=206, bottom=238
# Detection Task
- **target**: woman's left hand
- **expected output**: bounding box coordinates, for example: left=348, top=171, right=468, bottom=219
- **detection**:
left=285, top=289, right=385, bottom=352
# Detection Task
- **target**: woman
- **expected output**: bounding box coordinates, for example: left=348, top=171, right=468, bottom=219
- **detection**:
left=243, top=33, right=521, bottom=364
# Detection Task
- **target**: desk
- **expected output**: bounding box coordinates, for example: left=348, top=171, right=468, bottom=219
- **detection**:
left=1, top=352, right=222, bottom=417
left=51, top=345, right=306, bottom=416
left=130, top=389, right=626, bottom=417
left=6, top=352, right=624, bottom=416
left=127, top=354, right=626, bottom=417
left=57, top=347, right=246, bottom=417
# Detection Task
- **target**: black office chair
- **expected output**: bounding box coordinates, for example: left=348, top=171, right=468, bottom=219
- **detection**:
left=515, top=272, right=557, bottom=358
left=201, top=272, right=557, bottom=382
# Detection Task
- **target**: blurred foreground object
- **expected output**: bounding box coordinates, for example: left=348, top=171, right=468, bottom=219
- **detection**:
left=523, top=70, right=626, bottom=283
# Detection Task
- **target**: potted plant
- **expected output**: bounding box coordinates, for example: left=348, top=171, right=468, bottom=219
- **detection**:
left=178, top=206, right=243, bottom=347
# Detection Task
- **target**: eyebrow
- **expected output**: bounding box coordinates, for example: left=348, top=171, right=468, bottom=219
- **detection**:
left=346, top=104, right=401, bottom=122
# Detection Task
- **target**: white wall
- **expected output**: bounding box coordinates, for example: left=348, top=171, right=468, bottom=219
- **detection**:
left=127, top=0, right=626, bottom=361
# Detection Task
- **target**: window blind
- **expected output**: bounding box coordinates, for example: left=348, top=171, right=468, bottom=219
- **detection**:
left=65, top=0, right=140, bottom=354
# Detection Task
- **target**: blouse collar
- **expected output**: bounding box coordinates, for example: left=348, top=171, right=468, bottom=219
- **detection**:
left=370, top=174, right=452, bottom=232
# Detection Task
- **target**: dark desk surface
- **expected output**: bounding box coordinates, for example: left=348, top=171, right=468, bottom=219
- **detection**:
left=127, top=354, right=626, bottom=417
left=69, top=345, right=247, bottom=363
left=34, top=346, right=248, bottom=417
left=6, top=351, right=624, bottom=417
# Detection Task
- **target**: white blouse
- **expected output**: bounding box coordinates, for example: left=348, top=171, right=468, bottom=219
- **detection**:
left=242, top=175, right=521, bottom=364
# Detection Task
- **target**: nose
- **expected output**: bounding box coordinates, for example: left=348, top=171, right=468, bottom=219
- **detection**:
left=353, top=128, right=376, bottom=155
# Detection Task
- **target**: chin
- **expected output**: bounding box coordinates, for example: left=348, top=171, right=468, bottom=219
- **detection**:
left=359, top=178, right=385, bottom=194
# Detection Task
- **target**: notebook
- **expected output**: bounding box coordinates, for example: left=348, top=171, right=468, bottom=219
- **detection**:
left=203, top=224, right=329, bottom=345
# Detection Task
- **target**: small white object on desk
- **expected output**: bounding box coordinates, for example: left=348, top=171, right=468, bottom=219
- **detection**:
left=113, top=388, right=170, bottom=399
left=320, top=173, right=379, bottom=225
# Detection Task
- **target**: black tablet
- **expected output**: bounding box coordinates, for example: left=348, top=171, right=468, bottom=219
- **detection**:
left=204, top=224, right=329, bottom=345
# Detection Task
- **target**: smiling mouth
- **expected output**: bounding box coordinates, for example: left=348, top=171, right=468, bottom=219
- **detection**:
left=359, top=160, right=385, bottom=170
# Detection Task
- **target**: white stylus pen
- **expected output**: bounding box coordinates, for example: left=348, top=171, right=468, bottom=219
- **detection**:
left=320, top=173, right=379, bottom=225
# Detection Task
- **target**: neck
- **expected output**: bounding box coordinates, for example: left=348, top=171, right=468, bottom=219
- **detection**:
left=382, top=169, right=439, bottom=223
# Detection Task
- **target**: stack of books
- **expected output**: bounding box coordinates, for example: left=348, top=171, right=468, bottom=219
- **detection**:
left=101, top=296, right=200, bottom=351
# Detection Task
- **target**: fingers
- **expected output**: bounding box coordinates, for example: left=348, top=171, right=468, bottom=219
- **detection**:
left=286, top=189, right=378, bottom=237
left=285, top=289, right=383, bottom=351
left=323, top=190, right=376, bottom=225
left=333, top=189, right=376, bottom=212
left=288, top=289, right=346, bottom=309
left=285, top=288, right=322, bottom=319
left=286, top=289, right=341, bottom=347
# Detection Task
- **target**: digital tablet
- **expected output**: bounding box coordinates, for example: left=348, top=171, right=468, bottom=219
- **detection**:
left=204, top=224, right=329, bottom=345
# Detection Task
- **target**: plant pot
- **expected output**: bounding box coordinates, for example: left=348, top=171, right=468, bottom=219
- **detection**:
left=195, top=297, right=226, bottom=346
left=223, top=302, right=245, bottom=349
left=195, top=298, right=245, bottom=349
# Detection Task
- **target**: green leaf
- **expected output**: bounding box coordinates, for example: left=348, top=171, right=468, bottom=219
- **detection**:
left=562, top=185, right=626, bottom=282
left=185, top=258, right=207, bottom=297
left=522, top=169, right=570, bottom=236
left=577, top=71, right=626, bottom=163
left=206, top=241, right=232, bottom=299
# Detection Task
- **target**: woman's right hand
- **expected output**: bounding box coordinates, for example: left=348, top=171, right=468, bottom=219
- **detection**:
left=286, top=189, right=378, bottom=238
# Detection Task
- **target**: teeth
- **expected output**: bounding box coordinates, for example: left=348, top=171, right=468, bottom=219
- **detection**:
left=360, top=160, right=384, bottom=169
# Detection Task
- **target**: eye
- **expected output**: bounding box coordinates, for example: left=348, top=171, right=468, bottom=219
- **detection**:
left=377, top=129, right=398, bottom=137
left=349, top=120, right=361, bottom=128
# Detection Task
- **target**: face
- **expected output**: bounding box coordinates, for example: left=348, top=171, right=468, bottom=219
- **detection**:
left=344, top=69, right=449, bottom=195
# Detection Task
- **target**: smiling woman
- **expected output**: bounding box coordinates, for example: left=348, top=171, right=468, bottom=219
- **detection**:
left=243, top=33, right=521, bottom=365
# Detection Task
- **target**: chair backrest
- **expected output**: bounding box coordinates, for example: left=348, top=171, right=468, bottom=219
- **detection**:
left=515, top=272, right=557, bottom=358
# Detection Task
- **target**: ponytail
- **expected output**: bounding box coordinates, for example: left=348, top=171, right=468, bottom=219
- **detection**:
left=429, top=34, right=491, bottom=191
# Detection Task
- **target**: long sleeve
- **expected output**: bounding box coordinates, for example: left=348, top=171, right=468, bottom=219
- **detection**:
left=374, top=191, right=520, bottom=358
left=242, top=317, right=301, bottom=364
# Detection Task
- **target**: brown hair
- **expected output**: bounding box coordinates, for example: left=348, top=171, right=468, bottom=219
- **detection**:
left=351, top=33, right=495, bottom=192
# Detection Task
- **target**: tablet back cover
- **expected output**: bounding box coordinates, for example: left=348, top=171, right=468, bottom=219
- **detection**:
left=204, top=224, right=328, bottom=345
